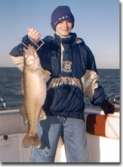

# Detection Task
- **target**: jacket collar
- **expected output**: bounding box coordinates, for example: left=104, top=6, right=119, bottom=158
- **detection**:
left=43, top=33, right=77, bottom=50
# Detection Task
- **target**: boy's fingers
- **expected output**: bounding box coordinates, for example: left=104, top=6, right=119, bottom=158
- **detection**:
left=27, top=27, right=41, bottom=42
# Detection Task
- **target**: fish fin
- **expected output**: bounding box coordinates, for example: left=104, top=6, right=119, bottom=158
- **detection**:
left=41, top=69, right=51, bottom=82
left=20, top=104, right=29, bottom=126
left=39, top=109, right=47, bottom=120
left=22, top=133, right=41, bottom=148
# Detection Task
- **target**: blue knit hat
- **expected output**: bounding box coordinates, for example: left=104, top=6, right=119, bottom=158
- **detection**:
left=51, top=6, right=74, bottom=30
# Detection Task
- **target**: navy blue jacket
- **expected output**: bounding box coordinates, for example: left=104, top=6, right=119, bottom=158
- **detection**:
left=10, top=33, right=106, bottom=119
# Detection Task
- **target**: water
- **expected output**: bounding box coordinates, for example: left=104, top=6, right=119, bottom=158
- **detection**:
left=0, top=68, right=22, bottom=109
left=98, top=69, right=120, bottom=104
left=0, top=67, right=120, bottom=110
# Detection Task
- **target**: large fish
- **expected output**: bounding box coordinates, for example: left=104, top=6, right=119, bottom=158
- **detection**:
left=21, top=45, right=49, bottom=148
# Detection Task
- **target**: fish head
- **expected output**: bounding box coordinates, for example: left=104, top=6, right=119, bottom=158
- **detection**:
left=24, top=45, right=41, bottom=70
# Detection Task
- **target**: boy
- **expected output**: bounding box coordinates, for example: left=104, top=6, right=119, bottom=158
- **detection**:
left=10, top=6, right=115, bottom=162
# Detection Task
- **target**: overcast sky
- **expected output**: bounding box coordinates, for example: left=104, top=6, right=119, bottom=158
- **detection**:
left=0, top=0, right=119, bottom=68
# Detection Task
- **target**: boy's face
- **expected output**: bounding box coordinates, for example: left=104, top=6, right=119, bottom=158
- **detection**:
left=55, top=20, right=73, bottom=37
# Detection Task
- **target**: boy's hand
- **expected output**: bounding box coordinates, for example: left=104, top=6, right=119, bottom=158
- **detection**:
left=101, top=100, right=115, bottom=115
left=27, top=27, right=41, bottom=43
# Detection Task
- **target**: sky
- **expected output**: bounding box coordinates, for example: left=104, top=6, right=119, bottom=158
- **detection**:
left=0, top=0, right=120, bottom=68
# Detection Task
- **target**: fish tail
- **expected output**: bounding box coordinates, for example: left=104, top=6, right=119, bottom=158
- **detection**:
left=22, top=133, right=41, bottom=148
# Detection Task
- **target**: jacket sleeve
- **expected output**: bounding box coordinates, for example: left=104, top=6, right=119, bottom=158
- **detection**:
left=81, top=45, right=107, bottom=106
left=9, top=43, right=24, bottom=71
